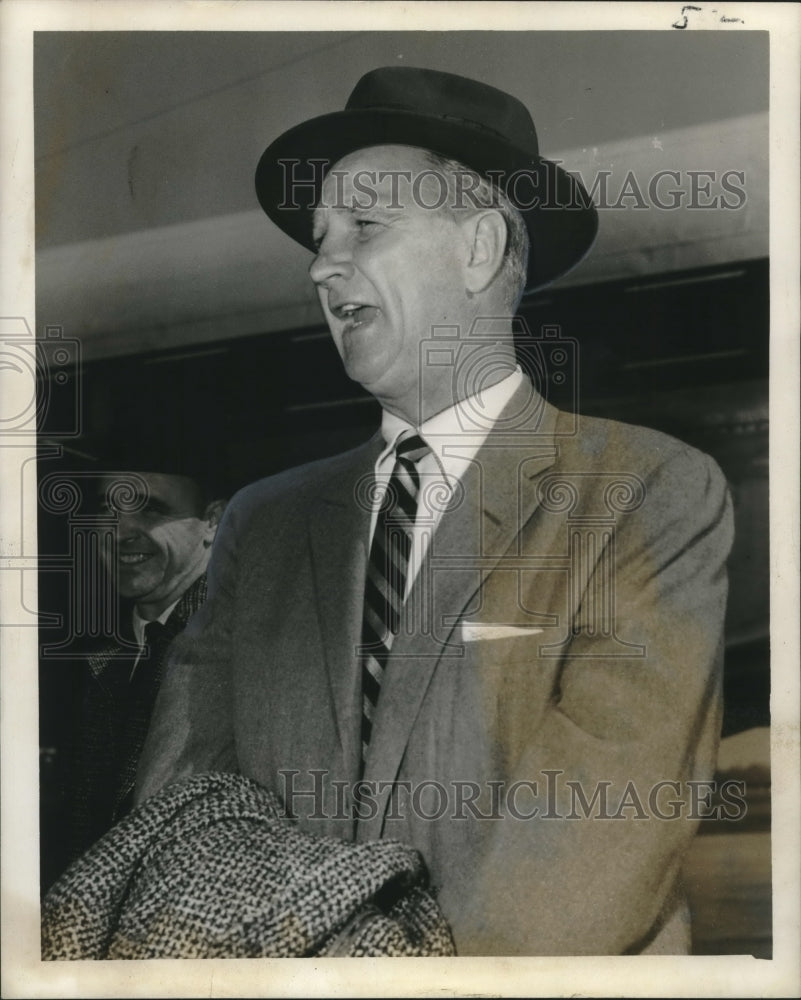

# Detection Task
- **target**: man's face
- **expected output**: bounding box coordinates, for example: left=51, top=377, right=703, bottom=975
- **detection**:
left=99, top=472, right=216, bottom=615
left=309, top=145, right=472, bottom=415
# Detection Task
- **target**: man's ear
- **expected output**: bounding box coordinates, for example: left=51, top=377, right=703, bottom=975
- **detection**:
left=462, top=209, right=507, bottom=295
left=202, top=499, right=227, bottom=544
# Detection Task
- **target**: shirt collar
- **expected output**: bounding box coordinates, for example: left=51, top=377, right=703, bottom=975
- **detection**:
left=132, top=598, right=181, bottom=646
left=378, top=366, right=526, bottom=479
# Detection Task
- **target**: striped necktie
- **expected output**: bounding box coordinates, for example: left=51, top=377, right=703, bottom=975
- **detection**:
left=360, top=432, right=431, bottom=763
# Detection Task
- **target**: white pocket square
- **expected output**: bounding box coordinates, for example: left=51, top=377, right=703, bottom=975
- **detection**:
left=459, top=622, right=544, bottom=642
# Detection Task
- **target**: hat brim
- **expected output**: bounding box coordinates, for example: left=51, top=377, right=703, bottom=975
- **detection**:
left=255, top=108, right=598, bottom=291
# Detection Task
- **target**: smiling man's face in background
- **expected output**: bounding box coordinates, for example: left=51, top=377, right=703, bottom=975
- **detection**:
left=99, top=472, right=217, bottom=619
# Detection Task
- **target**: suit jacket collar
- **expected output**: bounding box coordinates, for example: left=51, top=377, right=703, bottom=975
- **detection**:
left=308, top=435, right=384, bottom=777
left=168, top=572, right=208, bottom=630
left=88, top=573, right=209, bottom=686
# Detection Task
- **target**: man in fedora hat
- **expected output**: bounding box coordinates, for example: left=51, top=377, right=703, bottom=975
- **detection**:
left=136, top=67, right=733, bottom=955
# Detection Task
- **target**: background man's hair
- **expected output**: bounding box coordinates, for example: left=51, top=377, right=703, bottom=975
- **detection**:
left=423, top=151, right=530, bottom=312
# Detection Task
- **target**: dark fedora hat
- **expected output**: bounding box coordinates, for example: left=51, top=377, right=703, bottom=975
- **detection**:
left=255, top=66, right=598, bottom=290
left=79, top=422, right=233, bottom=502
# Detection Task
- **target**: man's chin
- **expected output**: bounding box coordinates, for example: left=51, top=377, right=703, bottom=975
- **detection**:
left=345, top=361, right=389, bottom=392
left=343, top=349, right=400, bottom=395
left=116, top=567, right=163, bottom=601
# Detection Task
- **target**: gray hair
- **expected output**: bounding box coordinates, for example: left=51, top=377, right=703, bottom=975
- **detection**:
left=423, top=151, right=530, bottom=311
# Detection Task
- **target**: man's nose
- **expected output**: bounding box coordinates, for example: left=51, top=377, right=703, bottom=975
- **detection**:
left=308, top=233, right=355, bottom=287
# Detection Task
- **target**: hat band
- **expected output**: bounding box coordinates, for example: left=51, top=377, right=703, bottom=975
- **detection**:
left=348, top=101, right=526, bottom=146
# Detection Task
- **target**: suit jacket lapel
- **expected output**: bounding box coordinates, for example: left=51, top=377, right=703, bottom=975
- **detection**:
left=360, top=384, right=560, bottom=835
left=308, top=437, right=383, bottom=778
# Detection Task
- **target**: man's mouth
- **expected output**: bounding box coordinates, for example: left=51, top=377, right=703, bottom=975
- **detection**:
left=331, top=302, right=378, bottom=329
left=119, top=553, right=154, bottom=566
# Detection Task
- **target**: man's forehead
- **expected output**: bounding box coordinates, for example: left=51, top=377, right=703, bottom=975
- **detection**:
left=316, top=144, right=434, bottom=209
left=330, top=144, right=430, bottom=173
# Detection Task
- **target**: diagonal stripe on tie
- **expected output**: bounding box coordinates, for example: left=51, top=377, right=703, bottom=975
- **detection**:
left=387, top=483, right=417, bottom=523
left=366, top=551, right=406, bottom=606
left=362, top=662, right=382, bottom=702
left=363, top=575, right=398, bottom=629
left=364, top=595, right=398, bottom=644
left=363, top=648, right=385, bottom=678
left=361, top=617, right=391, bottom=659
left=360, top=431, right=431, bottom=769
left=365, top=528, right=411, bottom=630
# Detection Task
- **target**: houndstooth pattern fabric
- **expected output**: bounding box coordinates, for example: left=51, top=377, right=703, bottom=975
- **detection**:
left=68, top=575, right=208, bottom=863
left=43, top=772, right=455, bottom=959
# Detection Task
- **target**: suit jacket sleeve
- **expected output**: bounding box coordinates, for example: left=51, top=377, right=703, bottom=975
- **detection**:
left=444, top=445, right=734, bottom=955
left=134, top=501, right=242, bottom=804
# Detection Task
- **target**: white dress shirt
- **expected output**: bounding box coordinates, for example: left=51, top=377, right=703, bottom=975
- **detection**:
left=370, top=366, right=526, bottom=597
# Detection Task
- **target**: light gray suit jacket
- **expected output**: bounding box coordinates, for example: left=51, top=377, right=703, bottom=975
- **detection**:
left=137, top=382, right=733, bottom=955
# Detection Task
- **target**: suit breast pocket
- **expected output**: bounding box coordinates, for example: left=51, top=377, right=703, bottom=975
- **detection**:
left=463, top=636, right=563, bottom=768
